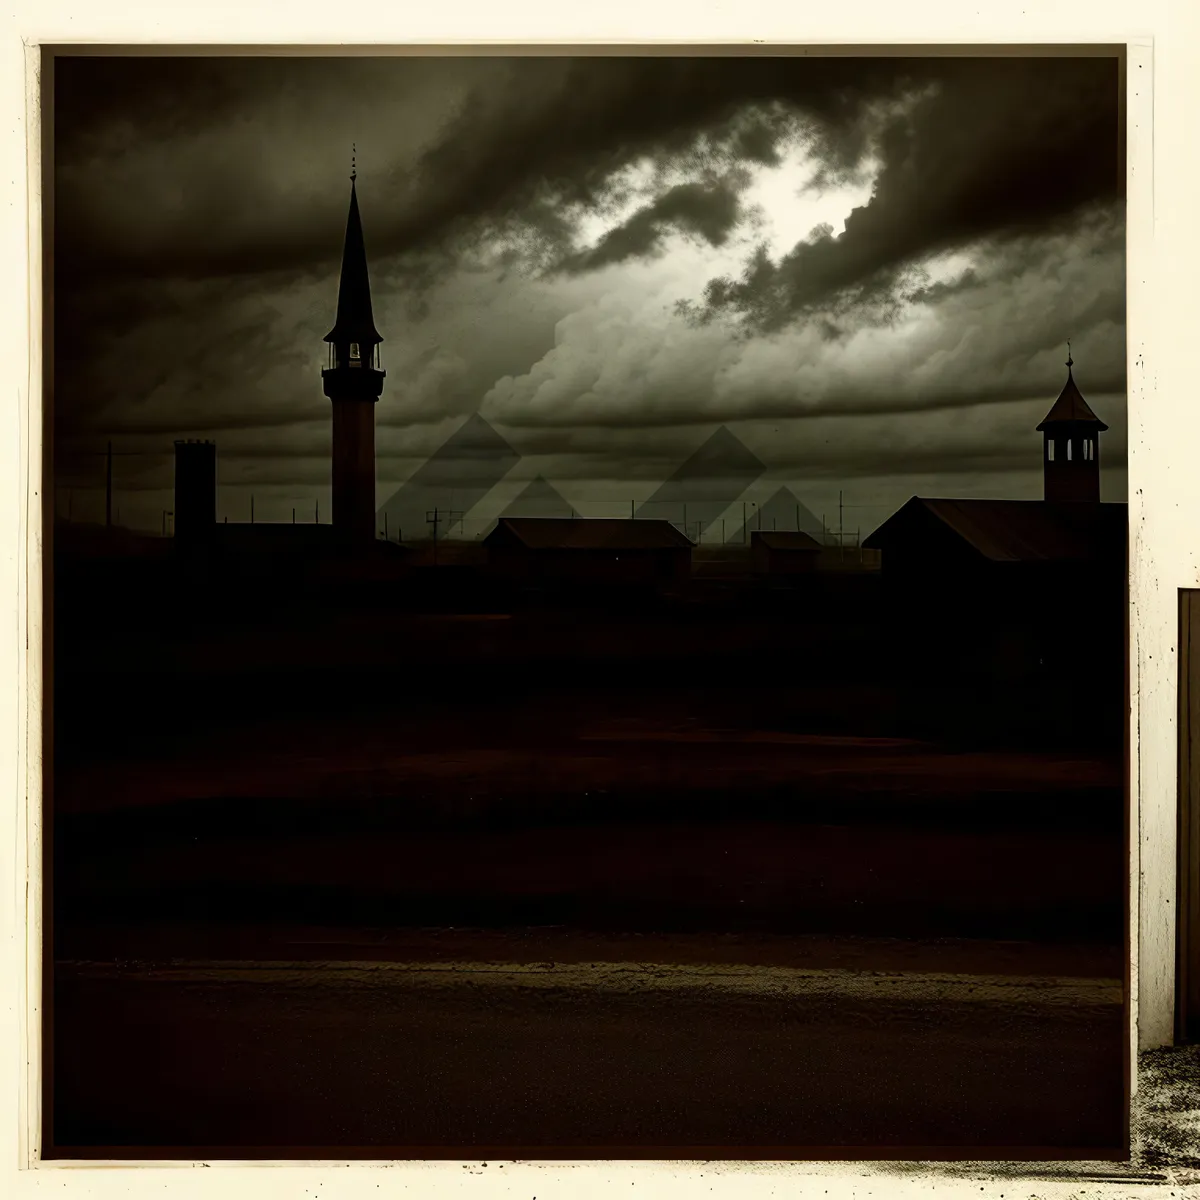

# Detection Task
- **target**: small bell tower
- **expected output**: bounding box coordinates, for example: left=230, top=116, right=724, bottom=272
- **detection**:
left=322, top=148, right=385, bottom=543
left=1036, top=345, right=1108, bottom=504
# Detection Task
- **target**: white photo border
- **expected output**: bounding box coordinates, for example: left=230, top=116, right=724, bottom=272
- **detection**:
left=3, top=1, right=1187, bottom=1195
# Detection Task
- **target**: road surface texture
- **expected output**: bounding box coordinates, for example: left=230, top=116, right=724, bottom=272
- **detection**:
left=50, top=941, right=1124, bottom=1157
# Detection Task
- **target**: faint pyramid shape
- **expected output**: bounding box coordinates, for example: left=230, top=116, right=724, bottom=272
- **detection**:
left=377, top=413, right=520, bottom=540
left=732, top=486, right=826, bottom=544
left=500, top=476, right=579, bottom=520
left=634, top=426, right=766, bottom=533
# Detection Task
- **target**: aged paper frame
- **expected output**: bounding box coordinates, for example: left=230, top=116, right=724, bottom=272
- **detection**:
left=2, top=0, right=1189, bottom=1195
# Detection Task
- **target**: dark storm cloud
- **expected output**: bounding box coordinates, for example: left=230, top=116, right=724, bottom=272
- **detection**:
left=385, top=56, right=1118, bottom=300
left=354, top=57, right=883, bottom=273
left=694, top=58, right=1122, bottom=328
left=55, top=54, right=1117, bottom=294
left=52, top=55, right=467, bottom=283
left=52, top=269, right=327, bottom=443
left=561, top=178, right=744, bottom=273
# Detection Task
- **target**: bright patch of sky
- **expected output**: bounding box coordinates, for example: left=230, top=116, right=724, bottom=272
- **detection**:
left=567, top=143, right=882, bottom=278
left=740, top=148, right=878, bottom=259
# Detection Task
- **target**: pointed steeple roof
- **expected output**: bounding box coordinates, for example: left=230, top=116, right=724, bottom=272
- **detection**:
left=324, top=177, right=383, bottom=347
left=1037, top=348, right=1107, bottom=431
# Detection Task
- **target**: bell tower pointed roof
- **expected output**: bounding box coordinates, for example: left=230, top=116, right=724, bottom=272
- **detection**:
left=1036, top=346, right=1108, bottom=431
left=324, top=171, right=383, bottom=348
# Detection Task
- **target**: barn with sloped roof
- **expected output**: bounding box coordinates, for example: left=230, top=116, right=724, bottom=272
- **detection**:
left=862, top=355, right=1125, bottom=731
left=863, top=496, right=1126, bottom=685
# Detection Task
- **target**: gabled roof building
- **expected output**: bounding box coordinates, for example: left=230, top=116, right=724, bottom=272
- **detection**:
left=750, top=529, right=824, bottom=576
left=484, top=517, right=693, bottom=593
left=862, top=352, right=1125, bottom=733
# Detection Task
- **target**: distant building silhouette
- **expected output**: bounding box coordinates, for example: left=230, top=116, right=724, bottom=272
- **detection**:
left=173, top=439, right=216, bottom=542
left=751, top=529, right=823, bottom=576
left=1037, top=348, right=1108, bottom=504
left=733, top=485, right=825, bottom=544
left=864, top=354, right=1125, bottom=732
left=322, top=169, right=385, bottom=544
left=864, top=497, right=1125, bottom=690
left=485, top=517, right=693, bottom=594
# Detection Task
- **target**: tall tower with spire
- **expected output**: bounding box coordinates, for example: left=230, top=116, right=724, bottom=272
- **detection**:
left=322, top=154, right=385, bottom=543
left=1036, top=345, right=1108, bottom=504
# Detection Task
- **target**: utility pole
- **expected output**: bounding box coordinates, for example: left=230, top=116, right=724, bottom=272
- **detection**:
left=384, top=512, right=388, bottom=541
left=428, top=508, right=460, bottom=564
left=839, top=490, right=844, bottom=563
left=105, top=441, right=113, bottom=527
left=721, top=519, right=726, bottom=545
left=251, top=494, right=255, bottom=524
left=743, top=501, right=748, bottom=544
left=315, top=499, right=319, bottom=523
left=631, top=499, right=635, bottom=519
left=292, top=507, right=296, bottom=524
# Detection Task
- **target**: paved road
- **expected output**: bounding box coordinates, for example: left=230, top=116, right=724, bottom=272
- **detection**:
left=50, top=957, right=1124, bottom=1156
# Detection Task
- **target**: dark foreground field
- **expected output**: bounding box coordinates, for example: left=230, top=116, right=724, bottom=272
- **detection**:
left=48, top=562, right=1127, bottom=1155
left=54, top=713, right=1124, bottom=947
left=49, top=712, right=1126, bottom=1155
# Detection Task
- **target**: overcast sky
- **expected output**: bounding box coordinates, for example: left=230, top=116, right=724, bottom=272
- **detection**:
left=52, top=52, right=1126, bottom=536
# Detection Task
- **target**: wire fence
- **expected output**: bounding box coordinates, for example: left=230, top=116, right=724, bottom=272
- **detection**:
left=53, top=490, right=886, bottom=552
left=376, top=506, right=868, bottom=550
left=377, top=490, right=891, bottom=551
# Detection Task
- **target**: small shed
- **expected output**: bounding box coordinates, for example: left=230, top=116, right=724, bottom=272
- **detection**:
left=751, top=529, right=823, bottom=576
left=484, top=517, right=693, bottom=592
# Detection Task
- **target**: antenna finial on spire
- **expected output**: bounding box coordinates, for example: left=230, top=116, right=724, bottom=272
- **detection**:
left=350, top=142, right=356, bottom=182
left=1066, top=339, right=1073, bottom=371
